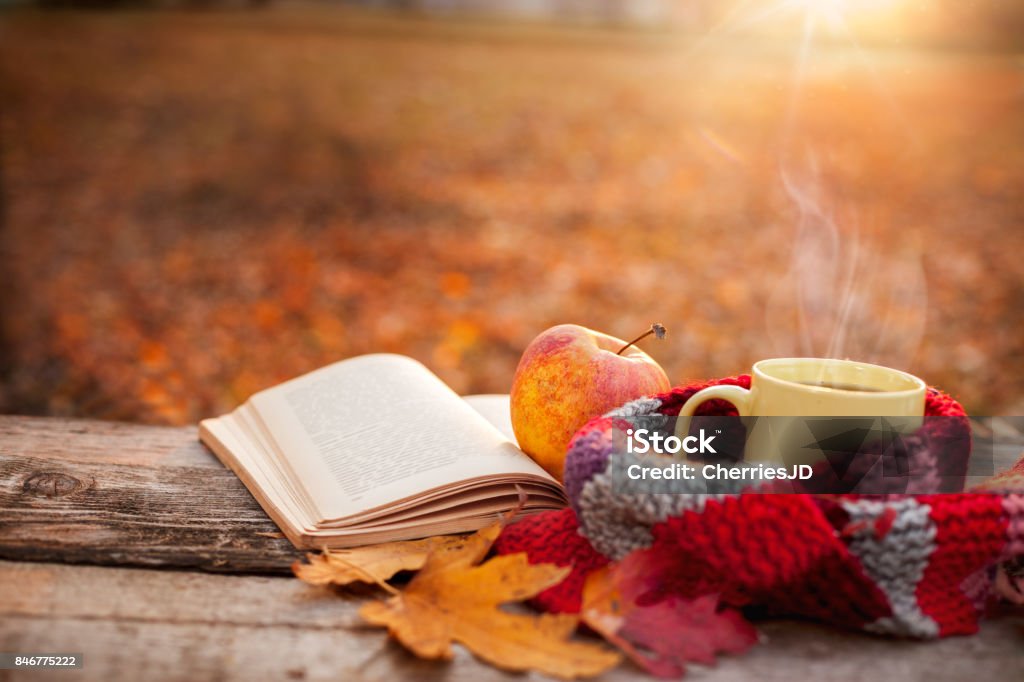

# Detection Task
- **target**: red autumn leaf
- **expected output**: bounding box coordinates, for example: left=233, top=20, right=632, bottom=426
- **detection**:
left=581, top=548, right=759, bottom=679
left=616, top=594, right=759, bottom=678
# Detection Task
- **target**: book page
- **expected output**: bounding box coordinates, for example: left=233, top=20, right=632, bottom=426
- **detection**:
left=198, top=415, right=314, bottom=545
left=249, top=354, right=555, bottom=522
left=463, top=394, right=516, bottom=442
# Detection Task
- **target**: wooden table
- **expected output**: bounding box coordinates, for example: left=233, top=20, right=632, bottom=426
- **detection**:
left=1, top=415, right=1022, bottom=681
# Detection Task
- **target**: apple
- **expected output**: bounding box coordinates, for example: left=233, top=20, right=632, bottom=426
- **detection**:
left=510, top=323, right=671, bottom=481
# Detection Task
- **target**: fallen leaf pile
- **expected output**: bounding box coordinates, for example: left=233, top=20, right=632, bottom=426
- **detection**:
left=295, top=520, right=622, bottom=679
left=294, top=512, right=763, bottom=679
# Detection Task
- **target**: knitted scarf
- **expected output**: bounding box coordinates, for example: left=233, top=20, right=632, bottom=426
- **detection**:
left=496, top=375, right=1024, bottom=638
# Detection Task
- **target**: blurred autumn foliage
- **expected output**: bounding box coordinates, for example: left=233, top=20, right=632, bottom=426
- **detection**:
left=0, top=6, right=1022, bottom=425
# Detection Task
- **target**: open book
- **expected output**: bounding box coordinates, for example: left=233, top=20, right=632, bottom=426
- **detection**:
left=199, top=354, right=567, bottom=548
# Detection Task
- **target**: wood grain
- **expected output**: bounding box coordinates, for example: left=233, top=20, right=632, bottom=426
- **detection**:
left=0, top=415, right=1022, bottom=680
left=0, top=560, right=1021, bottom=682
left=0, top=416, right=215, bottom=467
left=0, top=414, right=1021, bottom=574
left=0, top=415, right=300, bottom=573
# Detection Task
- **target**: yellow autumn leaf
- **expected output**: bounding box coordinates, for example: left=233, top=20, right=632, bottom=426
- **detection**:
left=292, top=534, right=473, bottom=587
left=358, top=520, right=621, bottom=679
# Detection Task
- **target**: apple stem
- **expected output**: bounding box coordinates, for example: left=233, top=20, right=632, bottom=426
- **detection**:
left=616, top=323, right=667, bottom=355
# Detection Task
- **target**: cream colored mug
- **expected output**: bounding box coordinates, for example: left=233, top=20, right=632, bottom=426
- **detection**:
left=674, top=358, right=927, bottom=464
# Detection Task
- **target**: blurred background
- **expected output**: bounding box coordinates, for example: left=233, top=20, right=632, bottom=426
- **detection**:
left=0, top=0, right=1021, bottom=424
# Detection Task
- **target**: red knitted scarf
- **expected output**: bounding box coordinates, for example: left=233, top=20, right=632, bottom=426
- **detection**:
left=496, top=376, right=1024, bottom=638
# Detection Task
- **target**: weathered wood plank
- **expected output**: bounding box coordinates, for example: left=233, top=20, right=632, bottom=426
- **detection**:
left=0, top=416, right=217, bottom=467
left=0, top=414, right=1020, bottom=575
left=0, top=416, right=300, bottom=573
left=0, top=560, right=1021, bottom=682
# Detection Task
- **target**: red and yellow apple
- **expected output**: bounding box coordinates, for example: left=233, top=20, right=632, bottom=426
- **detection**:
left=510, top=324, right=671, bottom=481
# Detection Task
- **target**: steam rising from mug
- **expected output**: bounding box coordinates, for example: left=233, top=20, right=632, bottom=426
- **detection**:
left=765, top=157, right=927, bottom=373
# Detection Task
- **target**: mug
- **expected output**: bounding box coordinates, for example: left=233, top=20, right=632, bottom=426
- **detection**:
left=673, top=358, right=927, bottom=464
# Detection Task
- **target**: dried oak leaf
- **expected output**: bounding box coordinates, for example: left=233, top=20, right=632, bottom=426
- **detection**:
left=359, top=520, right=621, bottom=679
left=581, top=551, right=758, bottom=679
left=292, top=534, right=473, bottom=587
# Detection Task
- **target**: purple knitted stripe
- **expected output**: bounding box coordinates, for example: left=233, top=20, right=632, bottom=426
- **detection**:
left=563, top=395, right=666, bottom=516
left=563, top=427, right=615, bottom=517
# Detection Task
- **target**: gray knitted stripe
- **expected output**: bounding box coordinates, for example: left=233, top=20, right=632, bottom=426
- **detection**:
left=576, top=456, right=752, bottom=559
left=1001, top=493, right=1024, bottom=561
left=961, top=567, right=994, bottom=612
left=841, top=498, right=940, bottom=638
left=576, top=467, right=724, bottom=559
left=575, top=394, right=685, bottom=558
left=576, top=393, right=748, bottom=560
left=605, top=396, right=666, bottom=420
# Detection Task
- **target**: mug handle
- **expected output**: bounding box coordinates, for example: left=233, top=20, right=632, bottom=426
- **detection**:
left=674, top=385, right=755, bottom=458
left=677, top=385, right=753, bottom=417
left=674, top=385, right=753, bottom=442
